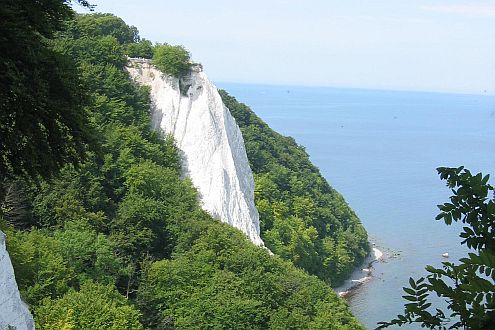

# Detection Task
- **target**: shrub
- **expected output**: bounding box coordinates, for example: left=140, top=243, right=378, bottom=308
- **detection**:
left=152, top=44, right=191, bottom=77
left=126, top=39, right=153, bottom=59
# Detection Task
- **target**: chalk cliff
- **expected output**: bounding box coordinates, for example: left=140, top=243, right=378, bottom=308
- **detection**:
left=0, top=230, right=35, bottom=330
left=126, top=59, right=264, bottom=246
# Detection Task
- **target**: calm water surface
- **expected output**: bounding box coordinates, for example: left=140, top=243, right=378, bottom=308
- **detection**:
left=218, top=82, right=495, bottom=329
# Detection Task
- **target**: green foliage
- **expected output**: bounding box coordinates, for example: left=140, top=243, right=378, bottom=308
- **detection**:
left=377, top=167, right=495, bottom=329
left=111, top=161, right=198, bottom=260
left=6, top=228, right=75, bottom=304
left=73, top=13, right=139, bottom=44
left=32, top=162, right=110, bottom=229
left=220, top=90, right=369, bottom=285
left=6, top=223, right=123, bottom=305
left=0, top=0, right=94, bottom=180
left=126, top=39, right=154, bottom=59
left=3, top=10, right=366, bottom=329
left=152, top=44, right=191, bottom=77
left=54, top=221, right=123, bottom=284
left=138, top=220, right=363, bottom=330
left=35, top=281, right=143, bottom=330
left=59, top=34, right=128, bottom=68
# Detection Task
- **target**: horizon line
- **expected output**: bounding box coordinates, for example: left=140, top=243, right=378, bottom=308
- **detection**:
left=215, top=80, right=494, bottom=97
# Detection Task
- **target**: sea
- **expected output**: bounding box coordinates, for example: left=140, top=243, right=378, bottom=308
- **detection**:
left=217, top=82, right=495, bottom=329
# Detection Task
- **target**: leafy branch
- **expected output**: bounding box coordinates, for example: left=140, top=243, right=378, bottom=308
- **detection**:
left=377, top=167, right=495, bottom=330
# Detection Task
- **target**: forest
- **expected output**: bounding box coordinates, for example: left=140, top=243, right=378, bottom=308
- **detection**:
left=1, top=2, right=368, bottom=329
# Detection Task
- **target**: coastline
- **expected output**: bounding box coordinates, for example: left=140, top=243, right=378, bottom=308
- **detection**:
left=336, top=244, right=384, bottom=299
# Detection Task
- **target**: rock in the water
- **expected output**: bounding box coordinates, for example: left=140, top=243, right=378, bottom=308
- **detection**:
left=0, top=230, right=35, bottom=330
left=126, top=59, right=264, bottom=246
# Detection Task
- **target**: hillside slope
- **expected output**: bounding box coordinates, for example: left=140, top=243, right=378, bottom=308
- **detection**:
left=1, top=11, right=364, bottom=329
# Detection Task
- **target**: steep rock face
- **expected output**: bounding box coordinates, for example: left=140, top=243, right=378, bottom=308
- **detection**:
left=0, top=231, right=35, bottom=330
left=126, top=59, right=264, bottom=246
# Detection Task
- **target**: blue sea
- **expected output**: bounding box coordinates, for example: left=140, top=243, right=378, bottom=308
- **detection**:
left=217, top=82, right=495, bottom=329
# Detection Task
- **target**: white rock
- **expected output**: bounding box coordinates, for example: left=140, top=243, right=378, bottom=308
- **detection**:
left=126, top=59, right=264, bottom=246
left=0, top=230, right=35, bottom=330
left=373, top=247, right=383, bottom=260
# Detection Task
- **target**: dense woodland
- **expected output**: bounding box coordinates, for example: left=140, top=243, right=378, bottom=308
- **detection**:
left=1, top=2, right=367, bottom=329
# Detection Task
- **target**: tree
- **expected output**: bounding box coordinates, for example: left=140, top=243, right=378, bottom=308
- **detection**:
left=74, top=13, right=138, bottom=44
left=126, top=39, right=154, bottom=59
left=137, top=219, right=364, bottom=330
left=0, top=0, right=96, bottom=180
left=152, top=44, right=191, bottom=77
left=5, top=228, right=76, bottom=305
left=377, top=166, right=495, bottom=329
left=34, top=281, right=143, bottom=329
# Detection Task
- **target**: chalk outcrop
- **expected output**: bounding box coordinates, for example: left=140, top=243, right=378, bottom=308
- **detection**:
left=0, top=230, right=35, bottom=330
left=126, top=59, right=264, bottom=246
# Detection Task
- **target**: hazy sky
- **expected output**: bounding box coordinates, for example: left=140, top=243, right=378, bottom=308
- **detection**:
left=79, top=0, right=495, bottom=94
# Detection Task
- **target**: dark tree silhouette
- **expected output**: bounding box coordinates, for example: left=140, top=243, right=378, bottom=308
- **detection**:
left=0, top=0, right=96, bottom=180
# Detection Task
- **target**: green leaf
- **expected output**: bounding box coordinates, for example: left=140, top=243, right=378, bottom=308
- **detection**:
left=416, top=288, right=429, bottom=296
left=409, top=277, right=416, bottom=289
left=402, top=295, right=417, bottom=302
left=403, top=287, right=415, bottom=295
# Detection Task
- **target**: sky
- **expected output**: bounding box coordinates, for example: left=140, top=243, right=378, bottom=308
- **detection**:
left=77, top=0, right=495, bottom=94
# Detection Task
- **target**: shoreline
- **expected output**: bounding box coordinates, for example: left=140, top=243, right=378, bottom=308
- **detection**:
left=336, top=244, right=384, bottom=298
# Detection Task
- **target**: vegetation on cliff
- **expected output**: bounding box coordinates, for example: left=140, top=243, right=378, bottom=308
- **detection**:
left=1, top=5, right=365, bottom=329
left=152, top=44, right=191, bottom=78
left=220, top=91, right=369, bottom=285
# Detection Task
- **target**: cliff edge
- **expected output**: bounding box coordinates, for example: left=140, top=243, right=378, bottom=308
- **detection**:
left=126, top=59, right=264, bottom=246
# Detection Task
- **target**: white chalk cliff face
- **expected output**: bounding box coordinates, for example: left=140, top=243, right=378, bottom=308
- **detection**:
left=0, top=230, right=35, bottom=330
left=126, top=59, right=264, bottom=246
